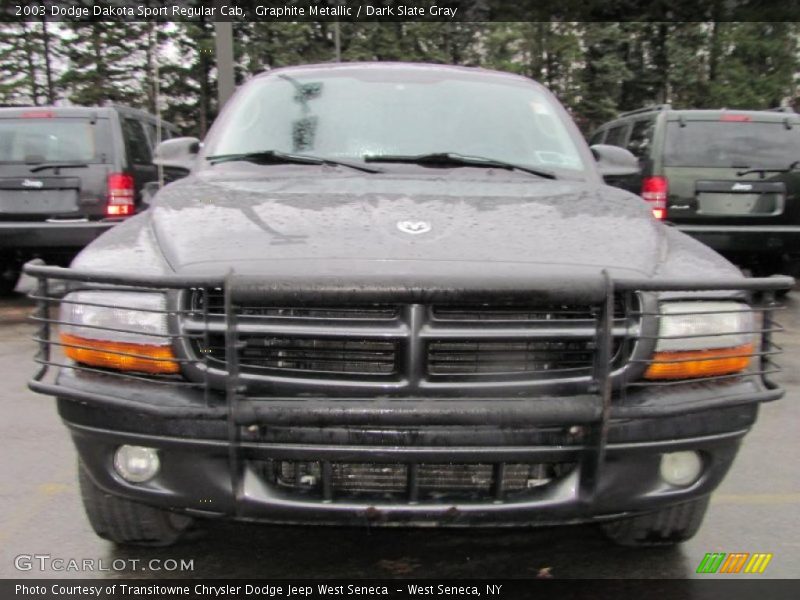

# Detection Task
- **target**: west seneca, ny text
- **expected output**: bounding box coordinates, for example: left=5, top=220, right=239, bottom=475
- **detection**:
left=16, top=584, right=503, bottom=597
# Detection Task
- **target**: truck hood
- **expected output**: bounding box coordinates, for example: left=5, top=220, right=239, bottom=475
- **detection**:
left=147, top=170, right=666, bottom=280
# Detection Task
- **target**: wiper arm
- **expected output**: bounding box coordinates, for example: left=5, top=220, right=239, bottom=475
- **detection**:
left=363, top=152, right=556, bottom=179
left=206, top=150, right=382, bottom=174
left=28, top=162, right=88, bottom=172
left=736, top=161, right=800, bottom=176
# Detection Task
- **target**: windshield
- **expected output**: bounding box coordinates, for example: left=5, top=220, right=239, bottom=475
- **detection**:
left=664, top=120, right=800, bottom=169
left=0, top=117, right=108, bottom=164
left=204, top=70, right=587, bottom=175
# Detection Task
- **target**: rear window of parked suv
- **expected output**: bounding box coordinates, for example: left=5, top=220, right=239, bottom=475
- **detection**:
left=663, top=120, right=800, bottom=168
left=0, top=116, right=111, bottom=164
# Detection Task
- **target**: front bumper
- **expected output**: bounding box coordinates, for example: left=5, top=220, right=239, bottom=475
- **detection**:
left=65, top=398, right=751, bottom=527
left=675, top=223, right=800, bottom=254
left=54, top=368, right=770, bottom=527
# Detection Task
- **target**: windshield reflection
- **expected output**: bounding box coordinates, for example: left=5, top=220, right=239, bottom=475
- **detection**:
left=204, top=69, right=587, bottom=176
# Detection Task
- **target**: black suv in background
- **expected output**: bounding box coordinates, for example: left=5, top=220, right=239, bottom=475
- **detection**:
left=0, top=105, right=178, bottom=294
left=591, top=105, right=800, bottom=276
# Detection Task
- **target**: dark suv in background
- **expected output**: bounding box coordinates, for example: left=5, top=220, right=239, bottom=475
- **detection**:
left=0, top=105, right=178, bottom=294
left=591, top=105, right=800, bottom=276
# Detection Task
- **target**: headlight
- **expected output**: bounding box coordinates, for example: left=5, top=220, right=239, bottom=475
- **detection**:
left=59, top=291, right=179, bottom=374
left=645, top=301, right=756, bottom=380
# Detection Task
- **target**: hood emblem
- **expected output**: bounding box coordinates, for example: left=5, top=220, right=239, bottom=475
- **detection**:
left=21, top=179, right=44, bottom=188
left=397, top=220, right=432, bottom=235
left=731, top=182, right=753, bottom=191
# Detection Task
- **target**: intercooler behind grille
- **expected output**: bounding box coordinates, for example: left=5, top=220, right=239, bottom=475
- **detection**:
left=427, top=339, right=605, bottom=375
left=234, top=335, right=397, bottom=375
left=253, top=460, right=577, bottom=502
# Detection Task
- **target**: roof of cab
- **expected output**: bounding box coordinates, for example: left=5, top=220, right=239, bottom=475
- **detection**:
left=253, top=61, right=544, bottom=88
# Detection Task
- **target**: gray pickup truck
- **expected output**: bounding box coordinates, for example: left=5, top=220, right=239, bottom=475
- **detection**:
left=26, top=63, right=791, bottom=547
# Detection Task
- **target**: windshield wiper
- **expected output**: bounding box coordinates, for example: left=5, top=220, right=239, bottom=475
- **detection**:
left=736, top=161, right=800, bottom=176
left=363, top=152, right=557, bottom=179
left=28, top=162, right=88, bottom=173
left=206, top=150, right=382, bottom=174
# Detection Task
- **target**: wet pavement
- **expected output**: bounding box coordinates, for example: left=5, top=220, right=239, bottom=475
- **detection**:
left=1, top=277, right=798, bottom=581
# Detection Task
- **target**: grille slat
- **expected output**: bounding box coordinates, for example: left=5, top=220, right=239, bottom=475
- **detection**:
left=209, top=346, right=395, bottom=360
left=237, top=306, right=399, bottom=320
left=433, top=299, right=625, bottom=322
left=192, top=291, right=398, bottom=320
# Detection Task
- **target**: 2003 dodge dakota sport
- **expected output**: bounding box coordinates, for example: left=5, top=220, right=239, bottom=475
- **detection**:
left=25, top=63, right=792, bottom=546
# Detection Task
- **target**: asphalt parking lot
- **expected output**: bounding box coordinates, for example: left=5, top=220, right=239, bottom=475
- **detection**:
left=1, top=276, right=798, bottom=582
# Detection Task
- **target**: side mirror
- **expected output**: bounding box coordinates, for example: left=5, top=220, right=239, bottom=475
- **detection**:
left=153, top=137, right=200, bottom=173
left=141, top=181, right=160, bottom=207
left=590, top=144, right=640, bottom=177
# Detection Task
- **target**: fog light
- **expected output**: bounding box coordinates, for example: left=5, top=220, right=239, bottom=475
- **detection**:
left=113, top=445, right=160, bottom=483
left=660, top=451, right=703, bottom=487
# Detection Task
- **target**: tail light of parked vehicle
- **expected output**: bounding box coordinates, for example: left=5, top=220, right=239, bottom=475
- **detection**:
left=719, top=114, right=752, bottom=122
left=641, top=176, right=668, bottom=220
left=20, top=110, right=54, bottom=119
left=106, top=173, right=135, bottom=217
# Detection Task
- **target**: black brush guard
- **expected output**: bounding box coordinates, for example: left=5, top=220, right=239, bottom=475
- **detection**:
left=24, top=261, right=793, bottom=510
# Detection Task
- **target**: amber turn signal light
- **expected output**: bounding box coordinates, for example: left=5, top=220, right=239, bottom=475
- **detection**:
left=60, top=333, right=179, bottom=374
left=644, top=344, right=754, bottom=380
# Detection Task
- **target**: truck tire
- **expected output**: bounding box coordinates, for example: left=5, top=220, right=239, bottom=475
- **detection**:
left=601, top=497, right=710, bottom=547
left=78, top=464, right=193, bottom=546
